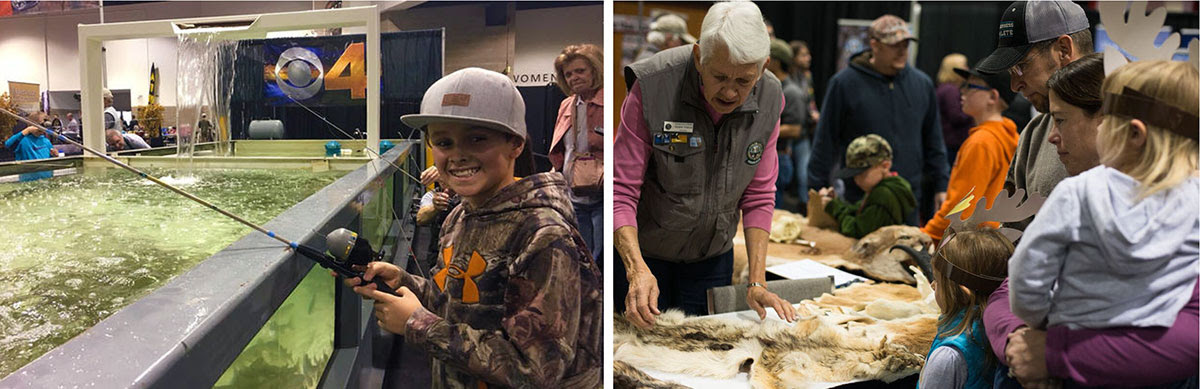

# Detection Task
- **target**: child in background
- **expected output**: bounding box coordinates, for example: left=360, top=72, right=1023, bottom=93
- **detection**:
left=1009, top=60, right=1198, bottom=333
left=818, top=134, right=916, bottom=238
left=921, top=63, right=1018, bottom=242
left=346, top=68, right=602, bottom=388
left=920, top=229, right=1011, bottom=389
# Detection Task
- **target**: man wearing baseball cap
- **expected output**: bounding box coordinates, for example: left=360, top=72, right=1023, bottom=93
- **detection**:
left=807, top=14, right=950, bottom=227
left=347, top=67, right=602, bottom=388
left=615, top=1, right=796, bottom=330
left=102, top=88, right=124, bottom=133
left=975, top=0, right=1092, bottom=231
left=635, top=13, right=696, bottom=62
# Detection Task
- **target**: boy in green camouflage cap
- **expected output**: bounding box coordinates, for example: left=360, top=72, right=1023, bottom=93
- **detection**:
left=817, top=134, right=917, bottom=238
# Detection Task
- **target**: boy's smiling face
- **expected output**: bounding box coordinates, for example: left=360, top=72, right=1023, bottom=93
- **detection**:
left=427, top=122, right=523, bottom=207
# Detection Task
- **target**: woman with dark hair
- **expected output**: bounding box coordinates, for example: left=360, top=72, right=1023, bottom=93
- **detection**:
left=1044, top=52, right=1105, bottom=176
left=787, top=40, right=819, bottom=210
left=549, top=43, right=604, bottom=263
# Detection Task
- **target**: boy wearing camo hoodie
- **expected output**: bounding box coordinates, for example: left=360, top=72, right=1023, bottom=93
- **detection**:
left=347, top=68, right=602, bottom=388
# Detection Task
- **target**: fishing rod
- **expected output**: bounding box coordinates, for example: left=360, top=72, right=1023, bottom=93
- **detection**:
left=0, top=108, right=396, bottom=295
left=285, top=96, right=432, bottom=279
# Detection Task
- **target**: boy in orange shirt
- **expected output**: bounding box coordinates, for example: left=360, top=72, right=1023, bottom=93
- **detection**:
left=921, top=64, right=1018, bottom=241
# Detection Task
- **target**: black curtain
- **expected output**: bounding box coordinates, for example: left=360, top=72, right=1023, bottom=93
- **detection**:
left=758, top=1, right=912, bottom=106
left=228, top=29, right=443, bottom=141
left=518, top=84, right=568, bottom=174
left=913, top=2, right=1009, bottom=81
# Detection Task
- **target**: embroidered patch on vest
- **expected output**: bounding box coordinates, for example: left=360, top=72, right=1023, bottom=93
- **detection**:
left=746, top=141, right=764, bottom=165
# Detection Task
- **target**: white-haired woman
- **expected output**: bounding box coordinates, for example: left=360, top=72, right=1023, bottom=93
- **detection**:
left=614, top=1, right=796, bottom=329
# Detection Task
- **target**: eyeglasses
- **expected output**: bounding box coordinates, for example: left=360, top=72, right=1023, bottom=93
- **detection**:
left=1008, top=51, right=1041, bottom=77
left=960, top=83, right=992, bottom=93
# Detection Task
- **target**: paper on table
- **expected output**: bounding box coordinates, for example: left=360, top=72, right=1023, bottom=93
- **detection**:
left=766, top=257, right=868, bottom=287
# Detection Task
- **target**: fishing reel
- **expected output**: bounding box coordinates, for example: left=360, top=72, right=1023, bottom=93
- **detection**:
left=292, top=228, right=395, bottom=295
left=326, top=228, right=385, bottom=267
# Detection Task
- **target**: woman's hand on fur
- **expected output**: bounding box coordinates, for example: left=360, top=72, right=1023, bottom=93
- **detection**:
left=1006, top=326, right=1051, bottom=386
left=624, top=269, right=661, bottom=329
left=366, top=286, right=423, bottom=335
left=747, top=286, right=796, bottom=322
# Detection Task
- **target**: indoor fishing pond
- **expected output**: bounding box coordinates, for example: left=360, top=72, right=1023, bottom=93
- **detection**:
left=0, top=167, right=345, bottom=378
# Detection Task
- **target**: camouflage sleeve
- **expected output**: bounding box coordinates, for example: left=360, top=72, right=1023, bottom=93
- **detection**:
left=397, top=271, right=440, bottom=304
left=405, top=225, right=586, bottom=387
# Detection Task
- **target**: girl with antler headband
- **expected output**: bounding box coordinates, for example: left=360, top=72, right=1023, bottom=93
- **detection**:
left=1008, top=60, right=1198, bottom=337
left=919, top=229, right=1012, bottom=389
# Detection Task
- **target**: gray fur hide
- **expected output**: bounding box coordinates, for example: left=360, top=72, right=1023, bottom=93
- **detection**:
left=614, top=281, right=939, bottom=388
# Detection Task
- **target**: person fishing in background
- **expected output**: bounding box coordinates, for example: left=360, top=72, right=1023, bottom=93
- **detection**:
left=6, top=111, right=59, bottom=161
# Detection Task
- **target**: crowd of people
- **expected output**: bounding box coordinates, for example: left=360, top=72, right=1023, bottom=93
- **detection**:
left=615, top=1, right=1197, bottom=387
left=1, top=87, right=154, bottom=165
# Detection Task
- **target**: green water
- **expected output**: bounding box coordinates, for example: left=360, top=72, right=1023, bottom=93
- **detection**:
left=0, top=168, right=345, bottom=378
left=214, top=266, right=334, bottom=389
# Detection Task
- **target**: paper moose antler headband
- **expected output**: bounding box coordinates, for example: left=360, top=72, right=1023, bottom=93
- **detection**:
left=1099, top=1, right=1199, bottom=75
left=933, top=188, right=1047, bottom=294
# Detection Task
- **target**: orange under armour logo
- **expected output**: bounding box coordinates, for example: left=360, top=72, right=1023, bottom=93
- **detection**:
left=433, top=246, right=486, bottom=303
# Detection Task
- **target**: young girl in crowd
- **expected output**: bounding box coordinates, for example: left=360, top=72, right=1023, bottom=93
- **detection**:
left=919, top=229, right=1012, bottom=389
left=1009, top=60, right=1199, bottom=334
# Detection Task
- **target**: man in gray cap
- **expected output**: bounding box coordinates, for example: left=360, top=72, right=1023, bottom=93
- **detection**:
left=102, top=88, right=124, bottom=133
left=975, top=0, right=1092, bottom=230
left=807, top=14, right=949, bottom=226
left=615, top=1, right=796, bottom=329
left=635, top=13, right=696, bottom=62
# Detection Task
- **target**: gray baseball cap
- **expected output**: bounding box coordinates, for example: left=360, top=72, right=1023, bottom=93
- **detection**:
left=651, top=14, right=696, bottom=44
left=976, top=1, right=1089, bottom=74
left=401, top=67, right=527, bottom=140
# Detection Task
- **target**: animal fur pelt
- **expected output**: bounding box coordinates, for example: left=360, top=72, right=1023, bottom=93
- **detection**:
left=614, top=281, right=938, bottom=388
left=614, top=361, right=692, bottom=389
left=735, top=211, right=933, bottom=284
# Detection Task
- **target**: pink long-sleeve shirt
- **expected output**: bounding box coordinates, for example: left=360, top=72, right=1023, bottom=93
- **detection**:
left=984, top=278, right=1200, bottom=386
left=613, top=81, right=780, bottom=233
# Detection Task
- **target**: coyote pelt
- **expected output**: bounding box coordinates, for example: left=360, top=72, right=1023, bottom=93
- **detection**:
left=614, top=282, right=937, bottom=388
left=614, top=361, right=691, bottom=389
left=735, top=211, right=933, bottom=285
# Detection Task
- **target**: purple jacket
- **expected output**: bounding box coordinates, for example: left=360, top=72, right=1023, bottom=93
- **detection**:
left=936, top=83, right=973, bottom=150
left=984, top=278, right=1200, bottom=386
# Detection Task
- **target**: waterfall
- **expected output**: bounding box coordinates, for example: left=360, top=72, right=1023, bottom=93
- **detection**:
left=175, top=33, right=238, bottom=173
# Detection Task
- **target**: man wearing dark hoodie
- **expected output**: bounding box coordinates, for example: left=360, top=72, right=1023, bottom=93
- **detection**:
left=807, top=14, right=949, bottom=226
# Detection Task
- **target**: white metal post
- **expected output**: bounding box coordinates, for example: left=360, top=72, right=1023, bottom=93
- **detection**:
left=79, top=30, right=105, bottom=154
left=366, top=7, right=381, bottom=155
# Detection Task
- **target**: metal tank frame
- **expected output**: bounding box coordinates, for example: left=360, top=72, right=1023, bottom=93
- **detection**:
left=75, top=5, right=384, bottom=163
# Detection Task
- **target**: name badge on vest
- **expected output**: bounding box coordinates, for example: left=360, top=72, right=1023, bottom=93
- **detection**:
left=663, top=121, right=694, bottom=134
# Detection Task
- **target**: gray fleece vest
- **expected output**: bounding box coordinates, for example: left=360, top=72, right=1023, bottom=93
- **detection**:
left=625, top=45, right=782, bottom=263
